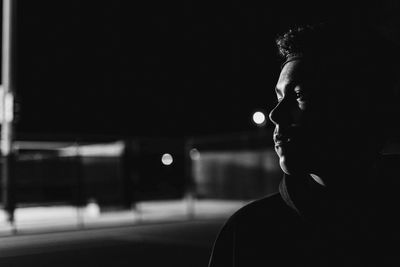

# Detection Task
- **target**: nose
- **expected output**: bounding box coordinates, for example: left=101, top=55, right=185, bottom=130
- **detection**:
left=269, top=100, right=286, bottom=126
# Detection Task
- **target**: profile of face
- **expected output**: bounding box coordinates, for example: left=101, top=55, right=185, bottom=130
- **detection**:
left=269, top=60, right=340, bottom=179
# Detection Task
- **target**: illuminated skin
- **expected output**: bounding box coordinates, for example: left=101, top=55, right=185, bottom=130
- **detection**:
left=269, top=60, right=333, bottom=186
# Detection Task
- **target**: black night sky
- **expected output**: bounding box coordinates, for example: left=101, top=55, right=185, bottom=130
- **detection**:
left=6, top=1, right=398, bottom=140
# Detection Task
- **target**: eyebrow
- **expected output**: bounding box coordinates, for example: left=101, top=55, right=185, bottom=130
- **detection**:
left=275, top=82, right=297, bottom=95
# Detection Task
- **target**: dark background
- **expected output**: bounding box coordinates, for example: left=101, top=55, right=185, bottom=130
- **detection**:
left=3, top=1, right=398, bottom=140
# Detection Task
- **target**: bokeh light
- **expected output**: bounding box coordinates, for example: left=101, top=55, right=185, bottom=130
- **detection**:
left=161, top=153, right=173, bottom=165
left=252, top=111, right=266, bottom=125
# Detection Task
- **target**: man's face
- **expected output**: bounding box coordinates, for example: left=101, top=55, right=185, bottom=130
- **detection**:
left=269, top=59, right=335, bottom=176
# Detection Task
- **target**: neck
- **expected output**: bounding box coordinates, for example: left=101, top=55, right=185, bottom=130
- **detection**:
left=280, top=173, right=329, bottom=221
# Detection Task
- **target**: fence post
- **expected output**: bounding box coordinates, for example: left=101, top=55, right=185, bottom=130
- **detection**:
left=1, top=0, right=17, bottom=228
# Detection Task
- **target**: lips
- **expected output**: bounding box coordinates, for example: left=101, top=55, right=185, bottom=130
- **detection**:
left=273, top=133, right=292, bottom=146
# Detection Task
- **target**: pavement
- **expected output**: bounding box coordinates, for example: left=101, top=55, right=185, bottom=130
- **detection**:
left=0, top=220, right=226, bottom=267
left=0, top=199, right=246, bottom=267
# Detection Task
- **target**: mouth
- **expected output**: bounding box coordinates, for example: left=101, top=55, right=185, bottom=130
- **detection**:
left=273, top=134, right=292, bottom=146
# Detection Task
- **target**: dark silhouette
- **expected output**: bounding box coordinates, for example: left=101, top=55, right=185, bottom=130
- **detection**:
left=209, top=22, right=400, bottom=267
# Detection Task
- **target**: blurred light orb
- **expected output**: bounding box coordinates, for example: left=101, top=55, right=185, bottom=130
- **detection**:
left=252, top=111, right=266, bottom=125
left=161, top=153, right=173, bottom=165
left=190, top=148, right=200, bottom=160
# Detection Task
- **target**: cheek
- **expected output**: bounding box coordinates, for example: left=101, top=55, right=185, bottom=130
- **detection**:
left=300, top=113, right=335, bottom=153
left=290, top=101, right=308, bottom=121
left=303, top=104, right=332, bottom=131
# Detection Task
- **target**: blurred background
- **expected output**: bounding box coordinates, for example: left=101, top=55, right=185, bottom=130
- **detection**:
left=0, top=1, right=399, bottom=266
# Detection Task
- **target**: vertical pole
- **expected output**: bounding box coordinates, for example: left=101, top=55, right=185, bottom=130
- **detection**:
left=184, top=139, right=195, bottom=219
left=2, top=0, right=16, bottom=224
left=74, top=143, right=84, bottom=229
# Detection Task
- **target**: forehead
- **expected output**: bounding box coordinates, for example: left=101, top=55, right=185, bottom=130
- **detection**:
left=276, top=60, right=307, bottom=91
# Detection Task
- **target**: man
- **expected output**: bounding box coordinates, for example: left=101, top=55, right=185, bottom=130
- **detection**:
left=208, top=23, right=399, bottom=267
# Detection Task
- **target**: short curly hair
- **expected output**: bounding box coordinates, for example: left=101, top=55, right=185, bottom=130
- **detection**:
left=276, top=23, right=352, bottom=68
left=276, top=24, right=324, bottom=60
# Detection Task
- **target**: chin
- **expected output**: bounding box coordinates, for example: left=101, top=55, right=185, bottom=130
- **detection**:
left=279, top=159, right=291, bottom=175
left=279, top=156, right=307, bottom=175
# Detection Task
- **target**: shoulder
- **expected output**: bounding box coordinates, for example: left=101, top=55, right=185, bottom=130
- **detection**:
left=227, top=192, right=294, bottom=226
left=208, top=193, right=300, bottom=266
left=212, top=192, right=299, bottom=243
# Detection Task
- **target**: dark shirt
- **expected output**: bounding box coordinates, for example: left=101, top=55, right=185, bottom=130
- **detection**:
left=208, top=167, right=400, bottom=267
